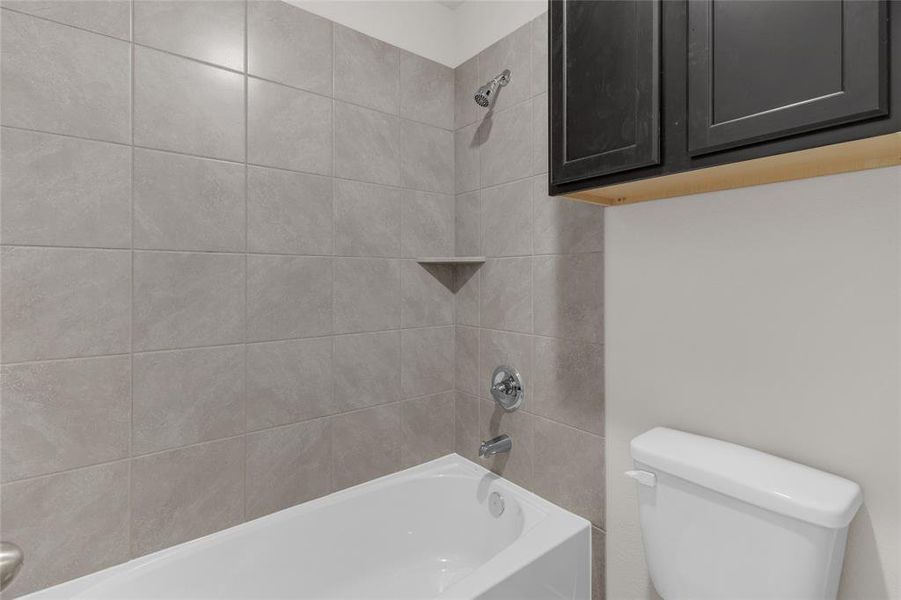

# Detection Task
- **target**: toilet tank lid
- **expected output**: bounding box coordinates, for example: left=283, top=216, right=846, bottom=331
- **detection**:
left=630, top=427, right=862, bottom=529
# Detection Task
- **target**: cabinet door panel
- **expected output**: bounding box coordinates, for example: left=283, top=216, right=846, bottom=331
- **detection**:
left=551, top=0, right=660, bottom=185
left=688, top=0, right=888, bottom=155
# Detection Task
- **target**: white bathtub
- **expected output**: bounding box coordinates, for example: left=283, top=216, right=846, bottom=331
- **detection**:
left=24, top=455, right=590, bottom=600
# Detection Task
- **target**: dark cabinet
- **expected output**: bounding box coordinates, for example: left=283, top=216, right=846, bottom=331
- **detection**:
left=687, top=0, right=888, bottom=155
left=550, top=1, right=660, bottom=184
left=550, top=0, right=900, bottom=197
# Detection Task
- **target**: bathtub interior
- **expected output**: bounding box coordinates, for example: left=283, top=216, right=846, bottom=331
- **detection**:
left=22, top=456, right=583, bottom=600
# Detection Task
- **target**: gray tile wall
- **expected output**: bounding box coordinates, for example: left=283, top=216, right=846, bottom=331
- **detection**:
left=1, top=5, right=606, bottom=598
left=451, top=12, right=607, bottom=598
left=0, top=2, right=456, bottom=596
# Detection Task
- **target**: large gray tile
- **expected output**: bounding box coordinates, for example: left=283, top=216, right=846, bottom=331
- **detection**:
left=400, top=50, right=453, bottom=129
left=402, top=190, right=454, bottom=258
left=455, top=124, right=481, bottom=194
left=533, top=337, right=604, bottom=435
left=478, top=22, right=531, bottom=112
left=1, top=356, right=130, bottom=483
left=3, top=0, right=131, bottom=39
left=401, top=121, right=454, bottom=194
left=401, top=326, right=454, bottom=399
left=479, top=258, right=532, bottom=333
left=455, top=326, right=479, bottom=397
left=1, top=10, right=130, bottom=142
left=334, top=258, right=400, bottom=334
left=454, top=56, right=481, bottom=129
left=134, top=46, right=244, bottom=161
left=131, top=437, right=245, bottom=556
left=0, top=462, right=129, bottom=597
left=246, top=419, right=333, bottom=519
left=481, top=179, right=533, bottom=257
left=479, top=398, right=534, bottom=487
left=533, top=418, right=605, bottom=527
left=334, top=24, right=399, bottom=115
left=480, top=102, right=532, bottom=187
left=332, top=404, right=402, bottom=489
left=134, top=251, right=245, bottom=351
left=248, top=78, right=332, bottom=175
left=333, top=331, right=402, bottom=411
left=454, top=392, right=480, bottom=462
left=134, top=0, right=244, bottom=70
left=133, top=346, right=245, bottom=455
left=247, top=255, right=332, bottom=341
left=533, top=175, right=605, bottom=254
left=532, top=92, right=548, bottom=174
left=400, top=392, right=455, bottom=468
left=334, top=102, right=400, bottom=186
left=533, top=254, right=604, bottom=344
left=479, top=329, right=533, bottom=403
left=454, top=264, right=480, bottom=327
left=246, top=337, right=333, bottom=430
left=401, top=262, right=454, bottom=328
left=247, top=1, right=332, bottom=94
left=1, top=247, right=130, bottom=363
left=334, top=180, right=402, bottom=257
left=1, top=128, right=130, bottom=248
left=455, top=191, right=481, bottom=257
left=248, top=166, right=333, bottom=255
left=531, top=12, right=548, bottom=95
left=134, top=149, right=245, bottom=252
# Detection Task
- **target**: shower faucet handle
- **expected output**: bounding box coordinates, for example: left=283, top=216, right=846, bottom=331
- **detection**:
left=490, top=365, right=523, bottom=411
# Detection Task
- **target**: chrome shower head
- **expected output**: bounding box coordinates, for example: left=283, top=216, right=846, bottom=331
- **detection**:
left=474, top=69, right=511, bottom=108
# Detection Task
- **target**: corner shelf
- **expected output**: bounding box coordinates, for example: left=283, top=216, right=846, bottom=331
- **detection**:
left=415, top=257, right=485, bottom=265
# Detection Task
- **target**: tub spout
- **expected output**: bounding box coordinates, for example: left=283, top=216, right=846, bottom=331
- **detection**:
left=479, top=434, right=512, bottom=458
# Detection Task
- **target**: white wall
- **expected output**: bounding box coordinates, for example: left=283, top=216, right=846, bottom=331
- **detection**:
left=605, top=167, right=901, bottom=599
left=452, top=0, right=545, bottom=64
left=289, top=0, right=545, bottom=67
left=288, top=0, right=459, bottom=65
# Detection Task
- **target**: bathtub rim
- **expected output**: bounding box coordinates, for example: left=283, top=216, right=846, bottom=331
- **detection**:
left=19, top=453, right=591, bottom=600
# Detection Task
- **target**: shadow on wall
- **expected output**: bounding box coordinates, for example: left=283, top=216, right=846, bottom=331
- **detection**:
left=839, top=506, right=889, bottom=599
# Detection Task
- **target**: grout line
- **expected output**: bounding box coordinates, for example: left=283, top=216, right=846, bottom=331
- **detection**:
left=242, top=0, right=250, bottom=524
left=127, top=0, right=136, bottom=557
left=1, top=241, right=601, bottom=260
left=0, top=366, right=458, bottom=483
left=330, top=24, right=338, bottom=344
left=0, top=124, right=466, bottom=196
left=0, top=5, right=132, bottom=43
left=1, top=457, right=134, bottom=489
left=128, top=0, right=136, bottom=472
left=1, top=324, right=481, bottom=369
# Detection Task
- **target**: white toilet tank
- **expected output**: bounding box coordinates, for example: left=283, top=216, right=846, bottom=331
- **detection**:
left=628, top=428, right=862, bottom=600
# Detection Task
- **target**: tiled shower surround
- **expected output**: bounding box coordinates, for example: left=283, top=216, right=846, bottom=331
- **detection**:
left=0, top=3, right=604, bottom=598
left=452, top=13, right=607, bottom=597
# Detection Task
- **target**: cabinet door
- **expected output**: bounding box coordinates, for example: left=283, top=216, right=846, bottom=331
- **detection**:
left=550, top=0, right=660, bottom=185
left=688, top=0, right=888, bottom=155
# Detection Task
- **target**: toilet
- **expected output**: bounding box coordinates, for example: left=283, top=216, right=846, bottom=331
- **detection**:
left=628, top=427, right=863, bottom=600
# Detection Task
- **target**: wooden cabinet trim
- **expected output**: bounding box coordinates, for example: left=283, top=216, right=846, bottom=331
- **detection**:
left=565, top=132, right=901, bottom=206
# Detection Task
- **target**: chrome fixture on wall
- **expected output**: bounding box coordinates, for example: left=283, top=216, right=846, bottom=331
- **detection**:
left=479, top=434, right=512, bottom=458
left=490, top=365, right=523, bottom=411
left=0, top=542, right=23, bottom=591
left=474, top=69, right=511, bottom=108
